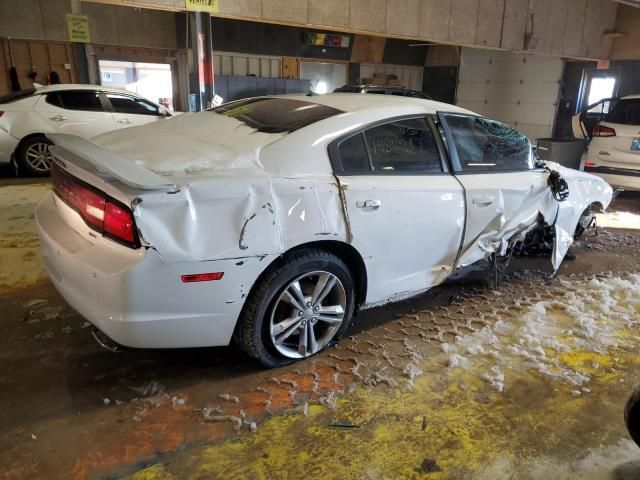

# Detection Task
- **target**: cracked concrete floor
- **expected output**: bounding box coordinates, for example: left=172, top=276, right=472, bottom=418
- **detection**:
left=1, top=179, right=640, bottom=480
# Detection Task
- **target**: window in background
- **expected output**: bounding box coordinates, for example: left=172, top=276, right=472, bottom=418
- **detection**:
left=300, top=62, right=347, bottom=94
left=99, top=60, right=174, bottom=110
left=587, top=77, right=616, bottom=113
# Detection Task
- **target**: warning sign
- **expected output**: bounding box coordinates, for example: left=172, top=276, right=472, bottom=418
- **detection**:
left=185, top=0, right=219, bottom=13
left=67, top=14, right=90, bottom=43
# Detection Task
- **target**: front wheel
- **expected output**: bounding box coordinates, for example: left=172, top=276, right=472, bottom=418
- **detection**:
left=235, top=250, right=355, bottom=367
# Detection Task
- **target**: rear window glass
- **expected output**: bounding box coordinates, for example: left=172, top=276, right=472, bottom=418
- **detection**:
left=0, top=89, right=37, bottom=104
left=212, top=97, right=343, bottom=133
left=605, top=99, right=640, bottom=126
left=46, top=91, right=103, bottom=112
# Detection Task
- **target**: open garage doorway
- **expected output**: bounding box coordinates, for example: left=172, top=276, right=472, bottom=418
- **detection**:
left=98, top=60, right=175, bottom=110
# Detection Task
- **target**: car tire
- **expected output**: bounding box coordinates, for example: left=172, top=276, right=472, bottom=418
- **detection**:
left=234, top=249, right=355, bottom=368
left=16, top=135, right=54, bottom=177
left=625, top=388, right=640, bottom=447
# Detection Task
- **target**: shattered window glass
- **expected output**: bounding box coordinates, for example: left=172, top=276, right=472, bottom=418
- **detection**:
left=212, top=97, right=343, bottom=133
left=444, top=115, right=534, bottom=172
left=363, top=118, right=442, bottom=173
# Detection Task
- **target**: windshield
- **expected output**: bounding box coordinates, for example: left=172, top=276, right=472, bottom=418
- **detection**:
left=212, top=97, right=343, bottom=133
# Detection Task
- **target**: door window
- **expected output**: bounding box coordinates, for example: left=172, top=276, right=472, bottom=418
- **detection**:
left=444, top=115, right=534, bottom=172
left=364, top=118, right=441, bottom=173
left=47, top=91, right=103, bottom=112
left=105, top=93, right=160, bottom=116
left=338, top=134, right=370, bottom=173
left=335, top=117, right=442, bottom=174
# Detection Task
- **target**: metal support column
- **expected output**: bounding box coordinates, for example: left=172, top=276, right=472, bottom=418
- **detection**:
left=188, top=11, right=214, bottom=111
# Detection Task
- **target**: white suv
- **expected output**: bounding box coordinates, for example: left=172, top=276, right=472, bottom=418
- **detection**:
left=0, top=84, right=173, bottom=176
left=582, top=95, right=640, bottom=190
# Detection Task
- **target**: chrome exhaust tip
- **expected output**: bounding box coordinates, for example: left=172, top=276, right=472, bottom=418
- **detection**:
left=91, top=327, right=124, bottom=353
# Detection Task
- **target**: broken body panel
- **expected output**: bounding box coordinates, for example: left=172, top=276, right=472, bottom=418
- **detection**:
left=35, top=94, right=612, bottom=349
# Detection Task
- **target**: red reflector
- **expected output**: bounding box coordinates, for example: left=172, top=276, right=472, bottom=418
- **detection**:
left=584, top=161, right=595, bottom=167
left=181, top=272, right=224, bottom=283
left=104, top=200, right=135, bottom=244
left=592, top=125, right=616, bottom=137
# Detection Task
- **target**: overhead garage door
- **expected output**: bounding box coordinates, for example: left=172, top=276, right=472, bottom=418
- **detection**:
left=456, top=48, right=563, bottom=141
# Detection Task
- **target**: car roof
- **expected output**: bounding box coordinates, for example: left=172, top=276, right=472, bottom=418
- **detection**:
left=34, top=83, right=141, bottom=96
left=267, top=92, right=475, bottom=116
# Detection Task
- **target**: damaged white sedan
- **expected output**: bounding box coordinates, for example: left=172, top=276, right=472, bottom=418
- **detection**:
left=35, top=94, right=612, bottom=366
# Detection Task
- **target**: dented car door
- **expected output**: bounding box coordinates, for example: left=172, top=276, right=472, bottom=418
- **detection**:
left=330, top=116, right=465, bottom=305
left=439, top=113, right=554, bottom=268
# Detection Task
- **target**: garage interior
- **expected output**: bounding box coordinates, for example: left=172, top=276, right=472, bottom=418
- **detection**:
left=1, top=0, right=640, bottom=479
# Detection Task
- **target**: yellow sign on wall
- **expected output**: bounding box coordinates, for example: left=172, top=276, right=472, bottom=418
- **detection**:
left=185, top=0, right=219, bottom=13
left=67, top=14, right=90, bottom=43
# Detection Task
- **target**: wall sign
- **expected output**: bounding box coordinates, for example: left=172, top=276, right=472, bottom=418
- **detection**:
left=66, top=14, right=90, bottom=43
left=305, top=32, right=350, bottom=48
left=596, top=60, right=610, bottom=70
left=185, top=0, right=219, bottom=13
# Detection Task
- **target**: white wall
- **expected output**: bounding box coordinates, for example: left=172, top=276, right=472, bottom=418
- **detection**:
left=359, top=63, right=423, bottom=91
left=456, top=47, right=563, bottom=141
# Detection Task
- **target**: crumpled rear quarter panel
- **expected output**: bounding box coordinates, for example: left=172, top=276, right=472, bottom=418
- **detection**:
left=133, top=174, right=347, bottom=263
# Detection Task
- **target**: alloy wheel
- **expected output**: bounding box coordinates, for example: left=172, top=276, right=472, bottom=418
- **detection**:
left=269, top=270, right=346, bottom=359
left=25, top=142, right=53, bottom=173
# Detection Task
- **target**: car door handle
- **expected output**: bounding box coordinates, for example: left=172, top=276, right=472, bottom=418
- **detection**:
left=49, top=115, right=66, bottom=121
left=356, top=199, right=381, bottom=209
left=117, top=118, right=131, bottom=124
left=472, top=196, right=496, bottom=206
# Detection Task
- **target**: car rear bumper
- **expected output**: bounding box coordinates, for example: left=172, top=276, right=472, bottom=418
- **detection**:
left=583, top=165, right=640, bottom=191
left=0, top=129, right=19, bottom=164
left=35, top=192, right=272, bottom=349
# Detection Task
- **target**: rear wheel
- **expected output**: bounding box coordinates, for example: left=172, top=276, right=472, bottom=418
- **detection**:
left=16, top=135, right=53, bottom=176
left=235, top=249, right=355, bottom=367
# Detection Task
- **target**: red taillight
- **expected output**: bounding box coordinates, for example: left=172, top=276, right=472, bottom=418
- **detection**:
left=592, top=125, right=616, bottom=137
left=52, top=165, right=138, bottom=247
left=0, top=111, right=4, bottom=117
left=584, top=161, right=596, bottom=167
left=181, top=272, right=224, bottom=283
left=104, top=201, right=135, bottom=244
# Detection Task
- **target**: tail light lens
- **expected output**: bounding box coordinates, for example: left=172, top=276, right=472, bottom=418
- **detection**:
left=0, top=111, right=4, bottom=117
left=592, top=125, right=616, bottom=137
left=52, top=165, right=139, bottom=248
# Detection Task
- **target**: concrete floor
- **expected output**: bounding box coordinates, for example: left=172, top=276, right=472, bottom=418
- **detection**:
left=2, top=178, right=640, bottom=480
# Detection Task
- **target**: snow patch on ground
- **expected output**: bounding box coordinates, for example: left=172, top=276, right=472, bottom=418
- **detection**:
left=446, top=273, right=640, bottom=393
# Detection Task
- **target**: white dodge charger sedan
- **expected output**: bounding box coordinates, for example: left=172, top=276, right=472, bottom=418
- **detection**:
left=35, top=94, right=612, bottom=366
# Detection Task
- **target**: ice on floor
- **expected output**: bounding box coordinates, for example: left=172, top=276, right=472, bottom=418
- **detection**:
left=446, top=273, right=640, bottom=392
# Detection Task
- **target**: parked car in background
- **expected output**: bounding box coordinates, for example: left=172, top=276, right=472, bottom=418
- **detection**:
left=35, top=94, right=611, bottom=367
left=334, top=84, right=432, bottom=100
left=0, top=84, right=173, bottom=176
left=571, top=97, right=618, bottom=140
left=580, top=95, right=640, bottom=190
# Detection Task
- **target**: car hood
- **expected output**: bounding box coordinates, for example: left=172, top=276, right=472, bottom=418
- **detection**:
left=91, top=110, right=283, bottom=176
